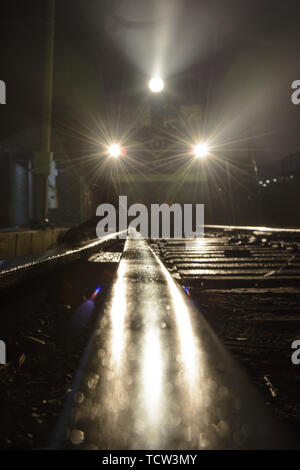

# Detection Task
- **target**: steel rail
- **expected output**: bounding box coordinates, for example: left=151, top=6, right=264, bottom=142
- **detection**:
left=0, top=231, right=124, bottom=291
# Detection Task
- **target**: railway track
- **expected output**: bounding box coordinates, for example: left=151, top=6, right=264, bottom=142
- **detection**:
left=151, top=226, right=300, bottom=439
left=0, top=226, right=299, bottom=449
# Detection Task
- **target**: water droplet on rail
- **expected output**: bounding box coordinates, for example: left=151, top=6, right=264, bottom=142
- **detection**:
left=70, top=429, right=85, bottom=445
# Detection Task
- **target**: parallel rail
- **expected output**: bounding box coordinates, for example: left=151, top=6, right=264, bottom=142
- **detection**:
left=0, top=232, right=124, bottom=291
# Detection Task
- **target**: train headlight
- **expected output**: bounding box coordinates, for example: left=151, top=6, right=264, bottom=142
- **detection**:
left=108, top=143, right=123, bottom=158
left=192, top=142, right=209, bottom=159
left=149, top=77, right=164, bottom=93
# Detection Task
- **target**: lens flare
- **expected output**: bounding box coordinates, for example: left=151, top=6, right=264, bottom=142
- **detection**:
left=184, top=286, right=191, bottom=297
left=91, top=286, right=102, bottom=300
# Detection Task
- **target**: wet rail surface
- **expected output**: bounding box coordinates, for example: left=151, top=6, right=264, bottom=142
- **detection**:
left=54, top=235, right=296, bottom=450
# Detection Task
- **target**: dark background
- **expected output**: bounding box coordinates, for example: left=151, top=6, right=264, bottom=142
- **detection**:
left=0, top=0, right=300, bottom=227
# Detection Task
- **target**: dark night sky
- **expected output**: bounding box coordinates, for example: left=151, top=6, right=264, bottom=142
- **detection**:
left=1, top=0, right=300, bottom=176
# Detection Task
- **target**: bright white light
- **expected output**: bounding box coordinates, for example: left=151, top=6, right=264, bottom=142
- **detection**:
left=193, top=142, right=209, bottom=159
left=149, top=77, right=164, bottom=93
left=108, top=143, right=121, bottom=158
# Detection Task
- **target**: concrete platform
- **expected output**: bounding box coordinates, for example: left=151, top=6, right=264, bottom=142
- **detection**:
left=0, top=228, right=68, bottom=259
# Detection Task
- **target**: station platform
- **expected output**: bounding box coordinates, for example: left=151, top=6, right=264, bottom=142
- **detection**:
left=0, top=227, right=68, bottom=259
